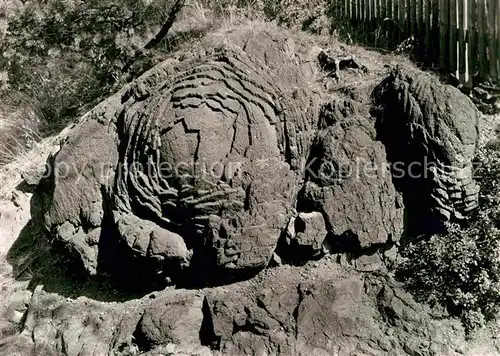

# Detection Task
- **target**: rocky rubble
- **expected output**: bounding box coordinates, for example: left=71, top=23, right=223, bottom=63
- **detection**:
left=0, top=262, right=470, bottom=356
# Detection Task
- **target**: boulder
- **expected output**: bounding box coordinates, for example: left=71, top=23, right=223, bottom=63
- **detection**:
left=373, top=69, right=480, bottom=233
left=136, top=290, right=204, bottom=348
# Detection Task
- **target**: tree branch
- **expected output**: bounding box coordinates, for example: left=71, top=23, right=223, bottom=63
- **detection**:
left=144, top=0, right=186, bottom=50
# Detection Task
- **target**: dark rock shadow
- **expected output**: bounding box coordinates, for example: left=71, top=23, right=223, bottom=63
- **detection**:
left=7, top=177, right=263, bottom=301
left=6, top=178, right=150, bottom=303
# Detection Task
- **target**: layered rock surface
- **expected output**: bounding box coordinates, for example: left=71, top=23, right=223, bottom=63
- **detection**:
left=373, top=69, right=480, bottom=233
left=34, top=27, right=480, bottom=283
left=0, top=23, right=487, bottom=356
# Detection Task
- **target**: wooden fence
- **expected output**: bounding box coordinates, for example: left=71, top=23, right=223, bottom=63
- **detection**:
left=338, top=0, right=500, bottom=85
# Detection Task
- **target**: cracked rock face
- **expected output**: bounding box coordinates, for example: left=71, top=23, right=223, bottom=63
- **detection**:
left=2, top=25, right=487, bottom=356
left=299, top=105, right=404, bottom=252
left=113, top=48, right=309, bottom=277
left=373, top=70, right=480, bottom=233
left=115, top=49, right=310, bottom=272
left=35, top=29, right=479, bottom=285
left=38, top=35, right=317, bottom=283
left=0, top=267, right=469, bottom=356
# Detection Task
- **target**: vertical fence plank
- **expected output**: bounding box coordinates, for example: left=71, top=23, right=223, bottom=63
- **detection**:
left=440, top=0, right=449, bottom=69
left=417, top=0, right=425, bottom=59
left=361, top=0, right=365, bottom=33
left=387, top=0, right=393, bottom=47
left=353, top=0, right=357, bottom=23
left=468, top=0, right=477, bottom=81
left=407, top=0, right=413, bottom=37
left=368, top=0, right=371, bottom=35
left=359, top=0, right=363, bottom=24
left=425, top=0, right=432, bottom=63
left=458, top=0, right=466, bottom=81
left=359, top=0, right=363, bottom=23
left=393, top=0, right=400, bottom=44
left=366, top=0, right=370, bottom=31
left=497, top=0, right=500, bottom=81
left=418, top=0, right=424, bottom=37
left=411, top=0, right=418, bottom=34
left=449, top=0, right=457, bottom=73
left=489, top=0, right=499, bottom=79
left=371, top=0, right=376, bottom=33
left=379, top=0, right=386, bottom=46
left=432, top=0, right=440, bottom=66
left=478, top=0, right=487, bottom=79
left=399, top=0, right=407, bottom=41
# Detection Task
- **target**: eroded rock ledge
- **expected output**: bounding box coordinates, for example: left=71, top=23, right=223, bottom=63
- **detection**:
left=1, top=263, right=468, bottom=356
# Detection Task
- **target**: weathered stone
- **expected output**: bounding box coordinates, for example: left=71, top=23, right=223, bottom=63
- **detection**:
left=203, top=268, right=467, bottom=355
left=373, top=69, right=480, bottom=233
left=32, top=28, right=478, bottom=287
left=56, top=221, right=100, bottom=275
left=1, top=286, right=145, bottom=356
left=5, top=290, right=31, bottom=325
left=136, top=290, right=204, bottom=348
left=300, top=113, right=404, bottom=251
left=353, top=252, right=384, bottom=272
left=281, top=211, right=328, bottom=261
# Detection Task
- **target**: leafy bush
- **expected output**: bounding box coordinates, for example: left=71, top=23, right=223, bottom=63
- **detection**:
left=397, top=147, right=500, bottom=334
left=262, top=0, right=331, bottom=33
left=201, top=0, right=332, bottom=33
left=1, top=0, right=174, bottom=130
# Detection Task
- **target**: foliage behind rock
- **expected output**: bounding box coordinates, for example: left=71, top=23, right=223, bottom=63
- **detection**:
left=1, top=0, right=174, bottom=129
left=398, top=146, right=500, bottom=333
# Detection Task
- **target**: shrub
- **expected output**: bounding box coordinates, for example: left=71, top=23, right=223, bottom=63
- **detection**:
left=264, top=0, right=331, bottom=33
left=397, top=147, right=500, bottom=334
left=1, top=0, right=174, bottom=130
left=0, top=92, right=41, bottom=164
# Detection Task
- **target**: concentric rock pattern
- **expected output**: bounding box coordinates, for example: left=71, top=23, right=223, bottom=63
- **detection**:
left=1, top=26, right=487, bottom=356
left=373, top=69, right=480, bottom=233
left=36, top=29, right=480, bottom=284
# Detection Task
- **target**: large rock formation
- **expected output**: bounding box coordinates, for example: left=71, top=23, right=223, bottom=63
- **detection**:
left=33, top=28, right=480, bottom=285
left=373, top=69, right=480, bottom=233
left=0, top=24, right=488, bottom=356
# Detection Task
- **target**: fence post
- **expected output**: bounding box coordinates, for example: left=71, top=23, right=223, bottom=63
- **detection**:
left=393, top=0, right=400, bottom=44
left=371, top=0, right=376, bottom=34
left=387, top=0, right=393, bottom=47
left=399, top=0, right=407, bottom=42
left=424, top=0, right=431, bottom=63
left=432, top=0, right=440, bottom=67
left=417, top=0, right=425, bottom=59
left=411, top=0, right=418, bottom=34
left=467, top=0, right=477, bottom=82
left=488, top=0, right=499, bottom=80
left=379, top=0, right=386, bottom=46
left=449, top=0, right=457, bottom=73
left=458, top=0, right=466, bottom=82
left=497, top=0, right=500, bottom=82
left=440, top=0, right=449, bottom=69
left=477, top=0, right=487, bottom=79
